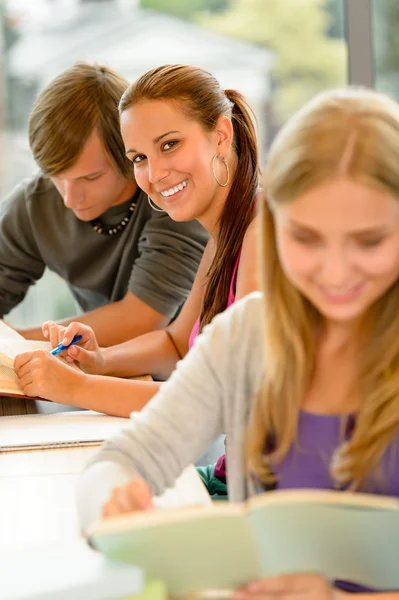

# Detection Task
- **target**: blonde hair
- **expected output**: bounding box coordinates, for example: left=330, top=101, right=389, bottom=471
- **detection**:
left=247, top=88, right=399, bottom=489
left=29, top=62, right=133, bottom=179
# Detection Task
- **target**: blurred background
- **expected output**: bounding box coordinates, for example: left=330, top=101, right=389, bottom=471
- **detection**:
left=0, top=0, right=395, bottom=328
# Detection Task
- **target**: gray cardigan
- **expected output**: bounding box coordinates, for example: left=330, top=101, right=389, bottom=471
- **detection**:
left=77, top=293, right=264, bottom=531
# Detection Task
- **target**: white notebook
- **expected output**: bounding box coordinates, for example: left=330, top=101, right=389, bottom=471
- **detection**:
left=0, top=410, right=130, bottom=451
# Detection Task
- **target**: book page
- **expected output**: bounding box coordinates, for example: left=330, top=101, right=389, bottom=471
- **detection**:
left=249, top=496, right=399, bottom=591
left=91, top=498, right=258, bottom=597
left=247, top=487, right=399, bottom=512
left=0, top=320, right=25, bottom=341
left=91, top=488, right=399, bottom=595
left=0, top=360, right=24, bottom=394
left=0, top=338, right=52, bottom=360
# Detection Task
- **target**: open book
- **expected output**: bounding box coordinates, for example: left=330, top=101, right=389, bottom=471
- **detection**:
left=89, top=488, right=399, bottom=595
left=0, top=321, right=63, bottom=397
left=0, top=321, right=151, bottom=399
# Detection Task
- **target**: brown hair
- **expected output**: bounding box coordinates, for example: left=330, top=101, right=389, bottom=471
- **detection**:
left=29, top=62, right=133, bottom=179
left=247, top=88, right=399, bottom=490
left=119, top=64, right=259, bottom=329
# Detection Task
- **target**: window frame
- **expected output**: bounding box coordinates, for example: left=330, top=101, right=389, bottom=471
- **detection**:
left=345, top=0, right=374, bottom=87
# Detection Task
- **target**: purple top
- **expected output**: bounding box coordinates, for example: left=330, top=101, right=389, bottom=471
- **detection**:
left=262, top=410, right=399, bottom=594
left=273, top=410, right=399, bottom=496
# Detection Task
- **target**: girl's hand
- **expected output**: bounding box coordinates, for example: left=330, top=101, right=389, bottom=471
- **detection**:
left=42, top=320, right=107, bottom=375
left=14, top=350, right=86, bottom=405
left=233, top=574, right=344, bottom=600
left=102, top=479, right=154, bottom=519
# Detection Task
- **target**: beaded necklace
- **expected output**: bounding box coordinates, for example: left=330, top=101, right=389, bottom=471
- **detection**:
left=90, top=198, right=137, bottom=235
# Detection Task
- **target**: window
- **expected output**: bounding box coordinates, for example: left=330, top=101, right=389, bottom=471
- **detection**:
left=373, top=0, right=399, bottom=99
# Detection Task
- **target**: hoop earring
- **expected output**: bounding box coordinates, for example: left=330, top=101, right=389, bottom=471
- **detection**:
left=148, top=196, right=166, bottom=213
left=212, top=153, right=230, bottom=187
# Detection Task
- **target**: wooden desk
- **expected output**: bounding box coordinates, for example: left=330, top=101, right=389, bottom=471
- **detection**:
left=0, top=395, right=84, bottom=416
left=0, top=395, right=35, bottom=415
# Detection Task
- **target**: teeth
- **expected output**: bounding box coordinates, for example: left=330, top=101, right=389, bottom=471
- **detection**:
left=160, top=180, right=187, bottom=197
left=324, top=286, right=356, bottom=294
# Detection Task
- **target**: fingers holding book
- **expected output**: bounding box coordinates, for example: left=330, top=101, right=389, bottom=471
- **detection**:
left=233, top=574, right=338, bottom=600
left=102, top=479, right=154, bottom=520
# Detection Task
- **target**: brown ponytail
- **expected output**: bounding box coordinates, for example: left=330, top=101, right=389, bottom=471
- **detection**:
left=200, top=90, right=259, bottom=330
left=119, top=65, right=260, bottom=329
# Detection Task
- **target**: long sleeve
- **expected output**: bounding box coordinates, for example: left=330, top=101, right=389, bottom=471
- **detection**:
left=76, top=292, right=265, bottom=532
left=77, top=310, right=229, bottom=532
left=0, top=182, right=46, bottom=316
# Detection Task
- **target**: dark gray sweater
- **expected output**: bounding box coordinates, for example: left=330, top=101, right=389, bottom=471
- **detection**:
left=0, top=174, right=208, bottom=318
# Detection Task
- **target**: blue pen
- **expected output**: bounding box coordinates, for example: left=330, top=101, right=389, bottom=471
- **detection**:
left=50, top=334, right=83, bottom=356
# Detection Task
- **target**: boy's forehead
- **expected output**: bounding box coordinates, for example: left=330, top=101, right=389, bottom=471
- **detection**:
left=54, top=131, right=112, bottom=179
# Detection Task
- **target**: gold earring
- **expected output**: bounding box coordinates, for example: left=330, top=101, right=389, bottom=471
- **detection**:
left=212, top=153, right=230, bottom=187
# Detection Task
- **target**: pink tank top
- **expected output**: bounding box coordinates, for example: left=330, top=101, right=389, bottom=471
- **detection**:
left=188, top=248, right=242, bottom=349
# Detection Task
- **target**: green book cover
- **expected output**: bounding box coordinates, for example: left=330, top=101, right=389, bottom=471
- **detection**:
left=119, top=580, right=167, bottom=600
left=90, top=488, right=399, bottom=596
